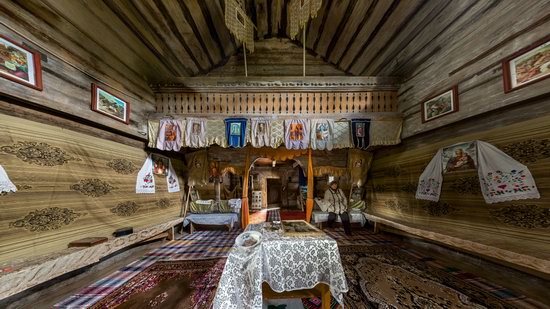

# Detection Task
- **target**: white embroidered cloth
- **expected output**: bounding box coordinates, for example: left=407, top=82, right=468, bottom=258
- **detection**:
left=186, top=118, right=207, bottom=148
left=0, top=165, right=17, bottom=193
left=156, top=118, right=184, bottom=151
left=284, top=119, right=310, bottom=149
left=477, top=141, right=540, bottom=203
left=250, top=118, right=271, bottom=148
left=310, top=119, right=334, bottom=150
left=166, top=159, right=180, bottom=193
left=136, top=155, right=155, bottom=194
left=213, top=224, right=348, bottom=308
left=416, top=149, right=443, bottom=202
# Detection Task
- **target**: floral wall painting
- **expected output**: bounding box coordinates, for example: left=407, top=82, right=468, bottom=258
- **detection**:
left=0, top=34, right=42, bottom=91
left=502, top=34, right=550, bottom=93
left=91, top=83, right=130, bottom=124
left=442, top=141, right=477, bottom=173
left=420, top=86, right=459, bottom=123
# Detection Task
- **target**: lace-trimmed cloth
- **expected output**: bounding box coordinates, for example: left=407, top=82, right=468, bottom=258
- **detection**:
left=213, top=224, right=348, bottom=308
left=0, top=165, right=16, bottom=193
left=416, top=141, right=540, bottom=204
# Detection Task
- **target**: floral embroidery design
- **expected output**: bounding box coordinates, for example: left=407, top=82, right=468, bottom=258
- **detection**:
left=9, top=207, right=83, bottom=232
left=107, top=159, right=137, bottom=175
left=71, top=179, right=117, bottom=197
left=490, top=204, right=550, bottom=229
left=501, top=139, right=550, bottom=164
left=385, top=200, right=408, bottom=213
left=384, top=165, right=401, bottom=177
left=400, top=182, right=418, bottom=194
left=422, top=201, right=457, bottom=217
left=450, top=176, right=480, bottom=195
left=156, top=198, right=172, bottom=209
left=111, top=201, right=140, bottom=216
left=417, top=178, right=440, bottom=197
left=481, top=170, right=536, bottom=197
left=0, top=141, right=81, bottom=166
left=372, top=184, right=387, bottom=193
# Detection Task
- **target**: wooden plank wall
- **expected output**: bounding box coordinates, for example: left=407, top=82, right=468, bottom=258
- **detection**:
left=155, top=90, right=397, bottom=116
left=368, top=95, right=550, bottom=276
left=397, top=0, right=550, bottom=138
left=0, top=5, right=155, bottom=138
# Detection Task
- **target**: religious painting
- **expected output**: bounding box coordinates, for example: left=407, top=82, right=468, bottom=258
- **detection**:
left=91, top=84, right=130, bottom=124
left=164, top=123, right=177, bottom=142
left=355, top=122, right=365, bottom=137
left=230, top=122, right=241, bottom=136
left=502, top=35, right=550, bottom=93
left=257, top=122, right=266, bottom=134
left=0, top=34, right=42, bottom=91
left=192, top=122, right=201, bottom=135
left=421, top=86, right=459, bottom=123
left=442, top=141, right=477, bottom=173
left=152, top=154, right=169, bottom=176
left=289, top=123, right=304, bottom=141
left=315, top=122, right=329, bottom=140
left=209, top=160, right=220, bottom=182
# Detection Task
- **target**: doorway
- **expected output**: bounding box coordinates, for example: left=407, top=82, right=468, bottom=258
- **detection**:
left=266, top=178, right=282, bottom=207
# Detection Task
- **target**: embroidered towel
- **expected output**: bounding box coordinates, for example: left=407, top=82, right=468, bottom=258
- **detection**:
left=136, top=155, right=155, bottom=194
left=285, top=119, right=310, bottom=149
left=310, top=119, right=334, bottom=150
left=156, top=118, right=184, bottom=151
left=0, top=165, right=17, bottom=193
left=186, top=118, right=207, bottom=148
left=351, top=119, right=371, bottom=149
left=477, top=141, right=540, bottom=203
left=250, top=118, right=271, bottom=148
left=225, top=118, right=248, bottom=148
left=166, top=159, right=180, bottom=193
left=147, top=119, right=160, bottom=148
left=416, top=149, right=443, bottom=202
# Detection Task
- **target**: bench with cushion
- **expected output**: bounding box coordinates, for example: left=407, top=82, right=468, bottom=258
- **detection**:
left=184, top=199, right=241, bottom=233
left=311, top=199, right=367, bottom=228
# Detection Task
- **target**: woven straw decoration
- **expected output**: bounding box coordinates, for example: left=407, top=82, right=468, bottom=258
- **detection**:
left=288, top=0, right=323, bottom=39
left=225, top=0, right=255, bottom=52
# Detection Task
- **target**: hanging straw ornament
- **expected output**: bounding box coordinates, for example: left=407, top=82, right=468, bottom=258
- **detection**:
left=225, top=0, right=255, bottom=53
left=288, top=0, right=323, bottom=39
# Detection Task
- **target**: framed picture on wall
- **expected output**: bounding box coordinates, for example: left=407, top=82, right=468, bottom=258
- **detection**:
left=0, top=34, right=43, bottom=91
left=91, top=83, right=130, bottom=124
left=420, top=86, right=459, bottom=123
left=502, top=35, right=550, bottom=93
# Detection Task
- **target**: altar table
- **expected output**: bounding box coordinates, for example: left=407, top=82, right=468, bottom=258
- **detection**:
left=213, top=223, right=348, bottom=309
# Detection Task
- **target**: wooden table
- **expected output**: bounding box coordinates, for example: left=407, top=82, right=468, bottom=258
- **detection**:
left=262, top=282, right=332, bottom=309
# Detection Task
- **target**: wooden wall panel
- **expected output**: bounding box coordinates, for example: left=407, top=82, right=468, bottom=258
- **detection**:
left=368, top=104, right=550, bottom=274
left=0, top=18, right=154, bottom=138
left=397, top=0, right=550, bottom=138
left=0, top=113, right=184, bottom=264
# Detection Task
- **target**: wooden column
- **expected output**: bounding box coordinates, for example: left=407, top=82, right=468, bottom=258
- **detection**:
left=241, top=149, right=251, bottom=229
left=306, top=148, right=314, bottom=222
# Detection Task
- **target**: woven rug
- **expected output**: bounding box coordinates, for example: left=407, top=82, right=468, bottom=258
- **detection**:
left=90, top=258, right=224, bottom=309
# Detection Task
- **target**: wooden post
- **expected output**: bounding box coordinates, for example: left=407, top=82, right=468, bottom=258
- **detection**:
left=303, top=25, right=306, bottom=77
left=243, top=42, right=248, bottom=77
left=241, top=148, right=251, bottom=229
left=306, top=148, right=314, bottom=222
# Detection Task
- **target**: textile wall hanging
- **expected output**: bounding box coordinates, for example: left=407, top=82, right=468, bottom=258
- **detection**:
left=205, top=119, right=228, bottom=148
left=186, top=118, right=207, bottom=148
left=0, top=164, right=17, bottom=193
left=0, top=113, right=182, bottom=263
left=224, top=0, right=255, bottom=53
left=348, top=149, right=373, bottom=186
left=156, top=118, right=184, bottom=151
left=333, top=121, right=352, bottom=149
left=369, top=118, right=403, bottom=146
left=250, top=118, right=271, bottom=148
left=270, top=120, right=285, bottom=148
left=136, top=156, right=180, bottom=193
left=310, top=119, right=334, bottom=150
left=416, top=141, right=540, bottom=204
left=288, top=0, right=323, bottom=39
left=285, top=119, right=310, bottom=149
left=225, top=118, right=248, bottom=148
left=351, top=119, right=371, bottom=150
left=185, top=150, right=209, bottom=186
left=313, top=166, right=347, bottom=177
left=147, top=120, right=159, bottom=149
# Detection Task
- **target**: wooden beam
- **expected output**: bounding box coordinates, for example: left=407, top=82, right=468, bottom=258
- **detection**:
left=314, top=0, right=353, bottom=58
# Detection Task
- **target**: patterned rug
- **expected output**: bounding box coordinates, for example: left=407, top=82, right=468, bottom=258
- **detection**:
left=89, top=258, right=224, bottom=309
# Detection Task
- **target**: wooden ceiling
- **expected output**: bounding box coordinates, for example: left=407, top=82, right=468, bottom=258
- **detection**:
left=6, top=0, right=485, bottom=81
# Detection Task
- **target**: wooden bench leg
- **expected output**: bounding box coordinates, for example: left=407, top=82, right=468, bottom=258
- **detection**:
left=167, top=226, right=175, bottom=240
left=373, top=222, right=380, bottom=234
left=320, top=284, right=331, bottom=309
left=190, top=222, right=194, bottom=235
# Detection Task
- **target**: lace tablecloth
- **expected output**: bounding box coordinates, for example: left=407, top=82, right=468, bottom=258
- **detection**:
left=213, top=224, right=348, bottom=308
